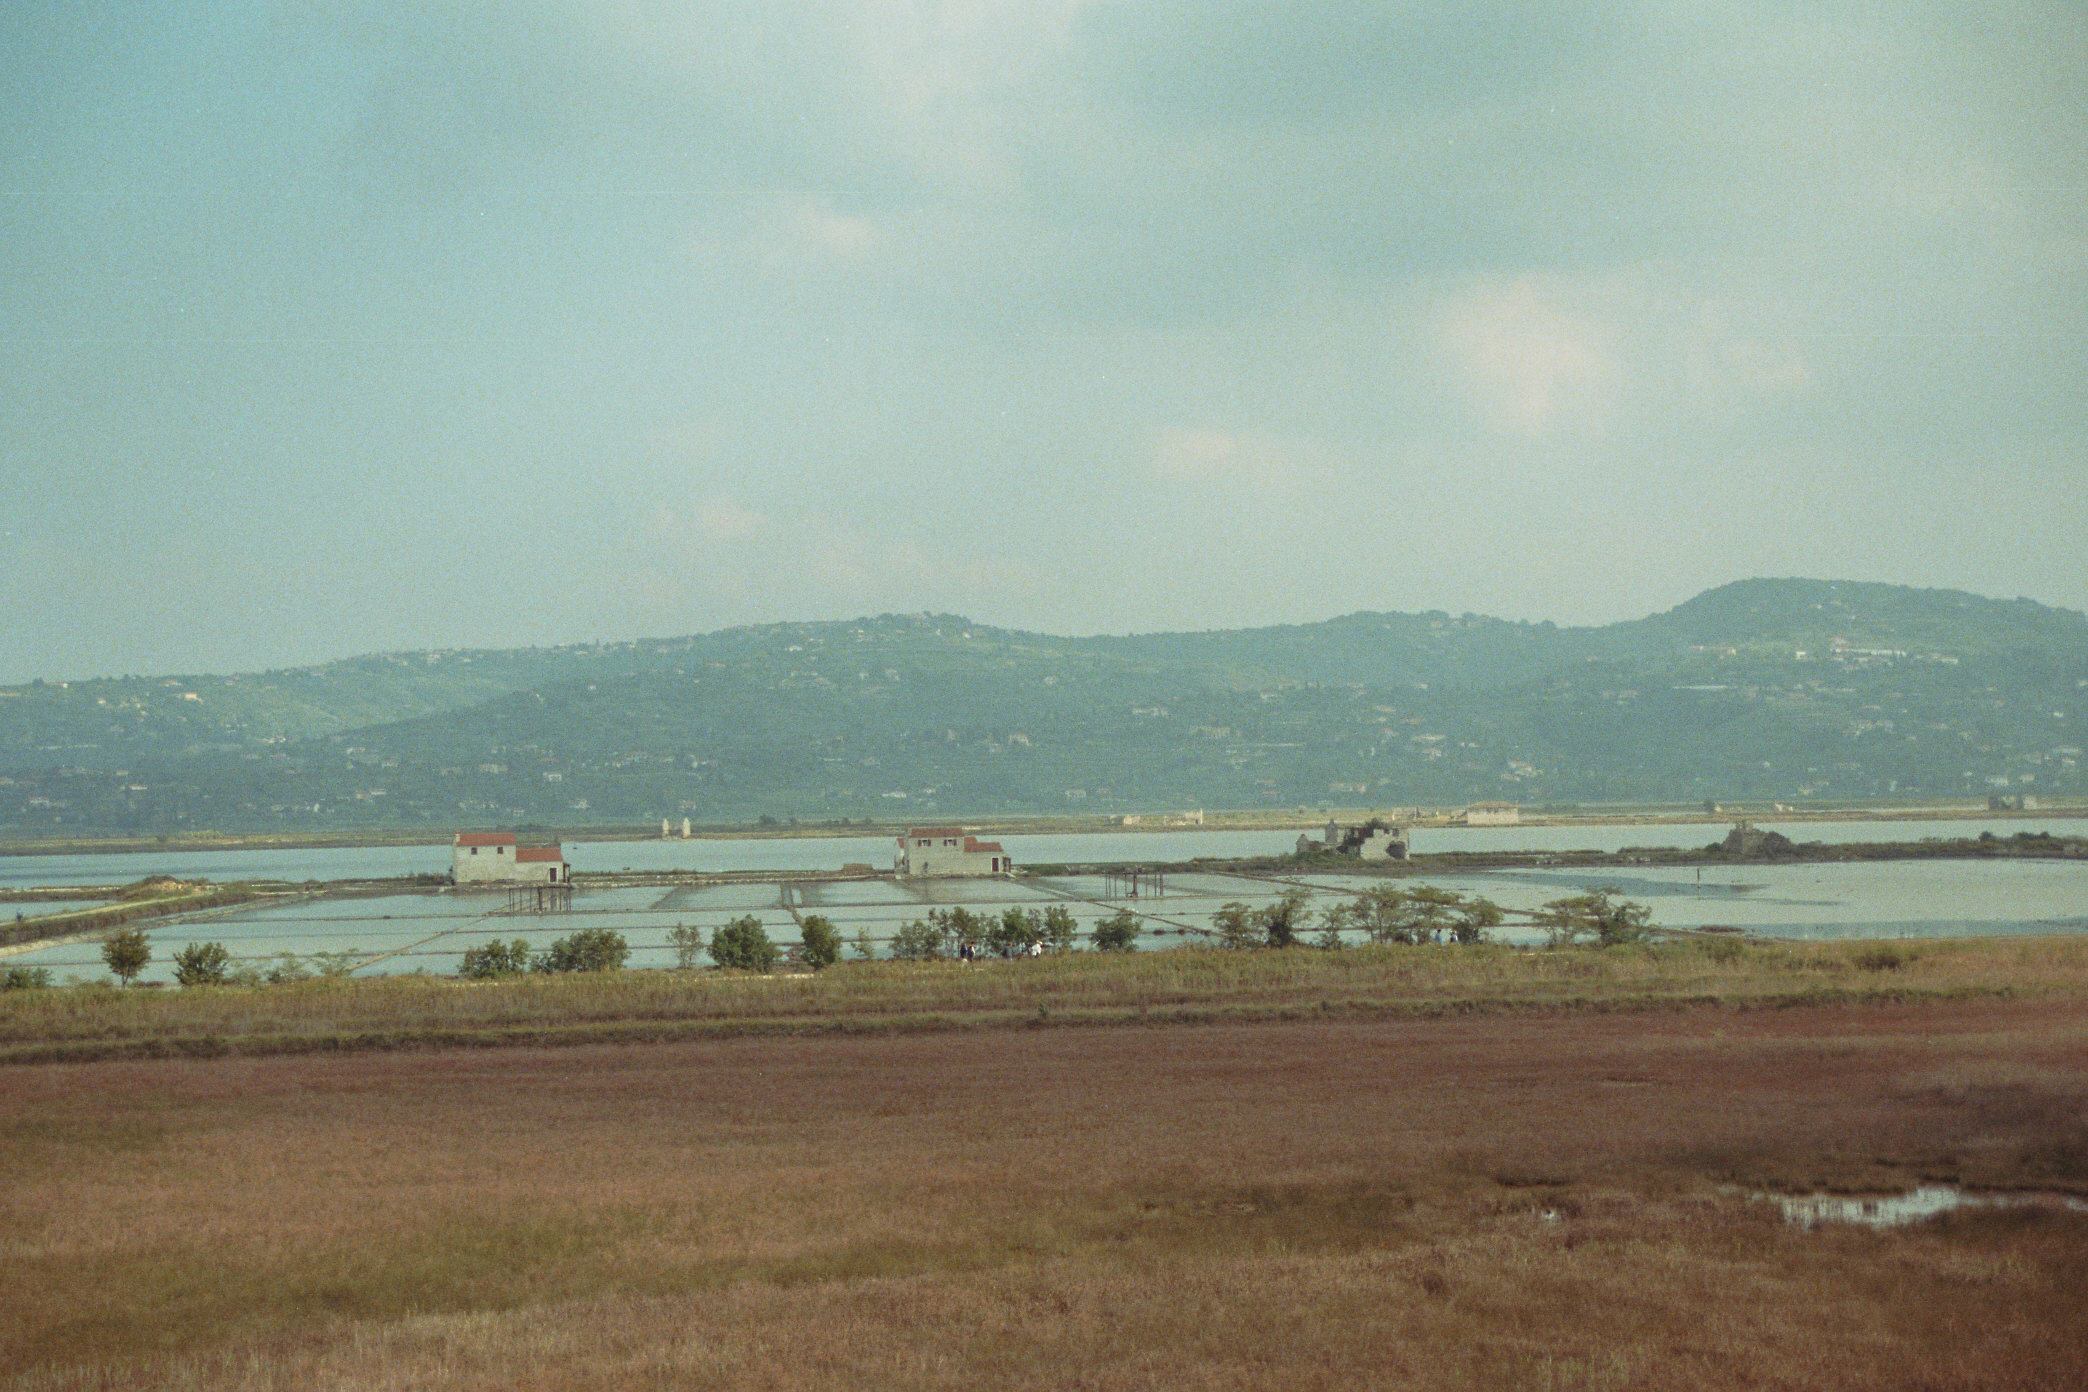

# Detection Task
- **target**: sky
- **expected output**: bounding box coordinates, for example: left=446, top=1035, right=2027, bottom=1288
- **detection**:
left=3, top=1, right=2083, bottom=683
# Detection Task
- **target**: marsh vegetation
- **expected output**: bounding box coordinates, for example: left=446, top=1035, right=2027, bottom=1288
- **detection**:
left=3, top=986, right=2084, bottom=1389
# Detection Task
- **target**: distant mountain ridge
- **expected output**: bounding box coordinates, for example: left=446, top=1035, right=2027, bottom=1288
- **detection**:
left=2, top=579, right=2082, bottom=832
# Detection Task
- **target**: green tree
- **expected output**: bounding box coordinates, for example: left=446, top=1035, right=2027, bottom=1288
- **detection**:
left=667, top=922, right=706, bottom=970
left=890, top=916, right=946, bottom=961
left=1535, top=890, right=1653, bottom=947
left=1324, top=884, right=1488, bottom=946
left=1213, top=901, right=1262, bottom=950
left=171, top=941, right=232, bottom=986
left=1404, top=886, right=1466, bottom=942
left=1257, top=890, right=1313, bottom=948
left=798, top=915, right=842, bottom=970
left=534, top=928, right=631, bottom=973
left=851, top=926, right=877, bottom=960
left=1322, top=886, right=1403, bottom=944
left=1215, top=892, right=1315, bottom=949
left=707, top=916, right=778, bottom=972
left=101, top=926, right=152, bottom=985
left=1092, top=908, right=1141, bottom=952
left=1450, top=897, right=1503, bottom=945
left=1040, top=905, right=1079, bottom=954
left=987, top=906, right=1043, bottom=957
left=2, top=965, right=52, bottom=990
left=935, top=907, right=987, bottom=956
left=460, top=939, right=531, bottom=978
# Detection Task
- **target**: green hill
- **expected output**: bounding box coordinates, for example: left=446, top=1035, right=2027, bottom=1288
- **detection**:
left=2, top=580, right=2082, bottom=832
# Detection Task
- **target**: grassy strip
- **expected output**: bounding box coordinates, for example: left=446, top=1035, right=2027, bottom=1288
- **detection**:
left=0, top=884, right=274, bottom=950
left=2, top=935, right=2077, bottom=1066
left=0, top=981, right=2022, bottom=1067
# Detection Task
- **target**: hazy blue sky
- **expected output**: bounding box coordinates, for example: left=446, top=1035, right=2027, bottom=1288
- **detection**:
left=4, top=1, right=2082, bottom=683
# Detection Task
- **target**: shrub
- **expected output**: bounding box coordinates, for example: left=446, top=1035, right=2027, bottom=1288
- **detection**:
left=1853, top=945, right=1914, bottom=971
left=666, top=923, right=706, bottom=970
left=460, top=939, right=532, bottom=978
left=172, top=941, right=232, bottom=986
left=2, top=965, right=52, bottom=991
left=987, top=907, right=1042, bottom=956
left=101, top=926, right=152, bottom=985
left=1536, top=889, right=1654, bottom=947
left=1450, top=897, right=1503, bottom=946
left=1259, top=890, right=1313, bottom=948
left=1092, top=908, right=1141, bottom=953
left=263, top=953, right=312, bottom=984
left=799, top=915, right=842, bottom=970
left=1213, top=892, right=1315, bottom=949
left=707, top=916, right=778, bottom=972
left=532, top=928, right=630, bottom=974
left=890, top=917, right=946, bottom=961
left=309, top=949, right=361, bottom=979
left=1213, top=902, right=1262, bottom=950
left=851, top=927, right=877, bottom=960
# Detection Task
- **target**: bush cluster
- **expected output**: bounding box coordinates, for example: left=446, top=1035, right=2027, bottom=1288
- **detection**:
left=889, top=905, right=1081, bottom=961
left=171, top=941, right=232, bottom=986
left=1532, top=890, right=1652, bottom=947
left=1215, top=885, right=1510, bottom=950
left=460, top=939, right=533, bottom=978
left=708, top=916, right=779, bottom=972
left=532, top=928, right=630, bottom=974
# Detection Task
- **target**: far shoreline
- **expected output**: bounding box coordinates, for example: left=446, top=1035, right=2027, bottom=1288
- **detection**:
left=0, top=799, right=2081, bottom=859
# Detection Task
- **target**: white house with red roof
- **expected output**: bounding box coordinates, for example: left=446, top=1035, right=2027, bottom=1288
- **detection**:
left=452, top=831, right=569, bottom=884
left=895, top=826, right=1015, bottom=878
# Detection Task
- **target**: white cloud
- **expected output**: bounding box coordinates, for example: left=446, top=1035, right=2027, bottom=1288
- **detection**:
left=697, top=498, right=767, bottom=541
left=751, top=193, right=882, bottom=271
left=1436, top=277, right=1624, bottom=436
left=1151, top=428, right=1327, bottom=491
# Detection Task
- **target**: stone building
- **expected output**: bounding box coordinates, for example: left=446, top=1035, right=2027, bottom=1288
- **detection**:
left=1296, top=819, right=1409, bottom=861
left=452, top=832, right=569, bottom=884
left=896, top=826, right=1015, bottom=877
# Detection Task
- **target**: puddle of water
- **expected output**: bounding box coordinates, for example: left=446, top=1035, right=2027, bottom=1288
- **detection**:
left=1764, top=1185, right=2088, bottom=1229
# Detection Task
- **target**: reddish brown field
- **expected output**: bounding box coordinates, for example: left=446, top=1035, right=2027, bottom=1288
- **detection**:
left=5, top=995, right=2087, bottom=1389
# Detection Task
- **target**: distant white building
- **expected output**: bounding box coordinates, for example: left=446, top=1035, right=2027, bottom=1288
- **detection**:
left=896, top=826, right=1014, bottom=878
left=452, top=831, right=568, bottom=884
left=1459, top=802, right=1521, bottom=826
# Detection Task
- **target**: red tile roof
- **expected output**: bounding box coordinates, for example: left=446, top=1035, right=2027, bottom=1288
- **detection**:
left=455, top=832, right=518, bottom=846
left=515, top=845, right=565, bottom=863
left=963, top=837, right=1006, bottom=854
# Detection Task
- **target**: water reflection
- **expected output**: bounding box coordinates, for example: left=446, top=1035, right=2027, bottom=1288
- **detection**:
left=1767, top=1186, right=2088, bottom=1228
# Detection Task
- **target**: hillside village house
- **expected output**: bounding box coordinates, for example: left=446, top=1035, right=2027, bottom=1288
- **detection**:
left=896, top=826, right=1015, bottom=878
left=1458, top=802, right=1521, bottom=826
left=452, top=832, right=568, bottom=884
